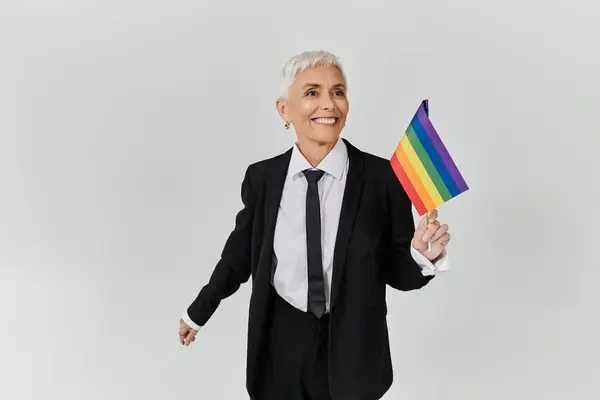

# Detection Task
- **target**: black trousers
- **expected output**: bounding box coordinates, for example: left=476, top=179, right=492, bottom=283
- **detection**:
left=255, top=289, right=332, bottom=400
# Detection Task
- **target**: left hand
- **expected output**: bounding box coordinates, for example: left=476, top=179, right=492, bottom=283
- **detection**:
left=412, top=209, right=451, bottom=261
left=179, top=318, right=198, bottom=346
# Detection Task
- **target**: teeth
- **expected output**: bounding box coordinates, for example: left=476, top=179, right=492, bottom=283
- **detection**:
left=313, top=117, right=337, bottom=124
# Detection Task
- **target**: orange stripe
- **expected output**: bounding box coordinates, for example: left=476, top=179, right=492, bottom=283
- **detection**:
left=400, top=135, right=444, bottom=207
left=390, top=154, right=427, bottom=215
left=395, top=143, right=435, bottom=211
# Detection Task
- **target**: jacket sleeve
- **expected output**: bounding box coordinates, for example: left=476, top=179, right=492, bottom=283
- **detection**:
left=186, top=165, right=256, bottom=327
left=384, top=165, right=435, bottom=291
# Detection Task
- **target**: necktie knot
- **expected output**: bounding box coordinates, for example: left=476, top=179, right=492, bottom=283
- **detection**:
left=303, top=169, right=325, bottom=183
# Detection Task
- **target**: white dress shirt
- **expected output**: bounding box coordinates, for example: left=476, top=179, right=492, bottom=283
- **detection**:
left=183, top=138, right=450, bottom=330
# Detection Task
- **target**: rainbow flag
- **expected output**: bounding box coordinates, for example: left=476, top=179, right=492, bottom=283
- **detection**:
left=390, top=99, right=468, bottom=216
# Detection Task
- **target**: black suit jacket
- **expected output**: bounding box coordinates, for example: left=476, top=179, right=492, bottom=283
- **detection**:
left=187, top=138, right=435, bottom=399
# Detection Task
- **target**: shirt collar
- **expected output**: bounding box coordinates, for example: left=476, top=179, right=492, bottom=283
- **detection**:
left=287, top=137, right=348, bottom=180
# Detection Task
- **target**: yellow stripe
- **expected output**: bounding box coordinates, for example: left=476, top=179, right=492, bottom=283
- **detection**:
left=394, top=145, right=435, bottom=211
left=400, top=135, right=444, bottom=207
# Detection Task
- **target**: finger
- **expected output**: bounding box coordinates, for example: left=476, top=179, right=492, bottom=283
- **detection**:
left=443, top=233, right=451, bottom=244
left=435, top=232, right=451, bottom=246
left=184, top=333, right=192, bottom=346
left=179, top=329, right=189, bottom=344
left=429, top=224, right=449, bottom=243
left=422, top=220, right=441, bottom=242
left=183, top=334, right=196, bottom=344
left=184, top=330, right=197, bottom=346
left=179, top=319, right=191, bottom=334
left=179, top=326, right=189, bottom=338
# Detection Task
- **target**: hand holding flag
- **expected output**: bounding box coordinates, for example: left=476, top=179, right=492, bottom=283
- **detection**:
left=411, top=209, right=450, bottom=261
left=390, top=100, right=468, bottom=260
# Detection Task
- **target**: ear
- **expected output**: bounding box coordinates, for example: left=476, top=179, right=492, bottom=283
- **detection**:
left=276, top=98, right=289, bottom=122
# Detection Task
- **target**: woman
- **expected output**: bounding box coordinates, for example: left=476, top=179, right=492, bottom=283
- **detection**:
left=178, top=50, right=451, bottom=400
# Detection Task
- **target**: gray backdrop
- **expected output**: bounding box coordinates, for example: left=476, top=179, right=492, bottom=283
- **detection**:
left=1, top=0, right=598, bottom=399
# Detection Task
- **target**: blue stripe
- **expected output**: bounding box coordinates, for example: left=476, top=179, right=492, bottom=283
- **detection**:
left=410, top=115, right=460, bottom=197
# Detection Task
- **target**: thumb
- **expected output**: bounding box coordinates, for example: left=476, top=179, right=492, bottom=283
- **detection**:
left=179, top=319, right=191, bottom=335
left=427, top=209, right=438, bottom=223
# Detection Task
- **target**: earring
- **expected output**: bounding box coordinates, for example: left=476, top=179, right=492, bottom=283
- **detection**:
left=284, top=121, right=290, bottom=130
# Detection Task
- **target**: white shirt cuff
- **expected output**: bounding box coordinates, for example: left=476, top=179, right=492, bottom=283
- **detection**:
left=181, top=311, right=202, bottom=331
left=410, top=244, right=451, bottom=276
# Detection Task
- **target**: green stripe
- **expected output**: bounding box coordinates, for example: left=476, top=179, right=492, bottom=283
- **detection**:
left=406, top=125, right=451, bottom=201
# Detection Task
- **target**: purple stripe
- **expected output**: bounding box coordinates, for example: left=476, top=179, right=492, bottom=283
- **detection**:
left=416, top=102, right=469, bottom=192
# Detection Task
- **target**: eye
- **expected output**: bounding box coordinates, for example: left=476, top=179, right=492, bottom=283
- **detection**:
left=334, top=90, right=345, bottom=96
left=306, top=90, right=318, bottom=97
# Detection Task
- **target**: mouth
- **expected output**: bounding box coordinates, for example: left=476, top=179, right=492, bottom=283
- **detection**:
left=311, top=117, right=338, bottom=125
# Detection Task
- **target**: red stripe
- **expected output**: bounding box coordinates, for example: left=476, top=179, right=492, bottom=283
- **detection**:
left=390, top=153, right=427, bottom=216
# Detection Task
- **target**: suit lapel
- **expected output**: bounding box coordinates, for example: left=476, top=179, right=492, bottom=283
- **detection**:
left=257, top=148, right=292, bottom=276
left=330, top=139, right=365, bottom=308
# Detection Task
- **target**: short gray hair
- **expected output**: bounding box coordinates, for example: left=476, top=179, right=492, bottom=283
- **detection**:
left=278, top=50, right=347, bottom=100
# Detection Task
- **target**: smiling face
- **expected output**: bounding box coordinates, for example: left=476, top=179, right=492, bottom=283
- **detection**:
left=276, top=64, right=349, bottom=147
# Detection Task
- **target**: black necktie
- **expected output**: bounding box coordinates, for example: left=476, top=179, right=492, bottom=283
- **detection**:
left=302, top=169, right=326, bottom=318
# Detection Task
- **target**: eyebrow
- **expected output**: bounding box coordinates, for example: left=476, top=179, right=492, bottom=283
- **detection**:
left=302, top=83, right=346, bottom=89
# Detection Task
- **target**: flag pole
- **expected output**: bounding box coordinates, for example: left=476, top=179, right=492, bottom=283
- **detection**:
left=426, top=208, right=437, bottom=253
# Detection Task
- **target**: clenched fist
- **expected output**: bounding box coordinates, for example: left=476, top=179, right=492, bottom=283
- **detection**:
left=179, top=318, right=198, bottom=346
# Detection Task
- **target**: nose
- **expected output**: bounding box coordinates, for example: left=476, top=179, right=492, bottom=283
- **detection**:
left=320, top=93, right=336, bottom=111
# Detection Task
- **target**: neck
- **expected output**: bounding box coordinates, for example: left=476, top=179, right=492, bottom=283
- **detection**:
left=296, top=137, right=338, bottom=168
